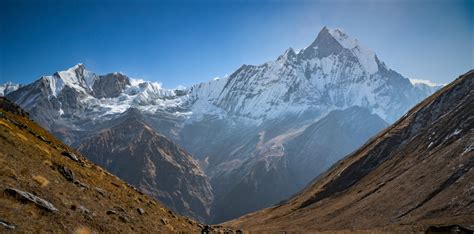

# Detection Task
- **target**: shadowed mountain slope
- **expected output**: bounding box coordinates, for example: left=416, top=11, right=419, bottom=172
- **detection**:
left=210, top=106, right=387, bottom=223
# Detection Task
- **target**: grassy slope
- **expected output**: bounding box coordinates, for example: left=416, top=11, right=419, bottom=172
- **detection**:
left=0, top=97, right=205, bottom=232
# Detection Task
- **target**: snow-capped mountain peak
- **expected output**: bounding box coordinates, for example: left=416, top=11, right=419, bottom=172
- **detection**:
left=42, top=63, right=97, bottom=96
left=298, top=27, right=379, bottom=74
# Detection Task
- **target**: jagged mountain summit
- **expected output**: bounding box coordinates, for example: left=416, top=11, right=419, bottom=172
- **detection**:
left=225, top=70, right=474, bottom=232
left=205, top=26, right=431, bottom=122
left=4, top=27, right=442, bottom=223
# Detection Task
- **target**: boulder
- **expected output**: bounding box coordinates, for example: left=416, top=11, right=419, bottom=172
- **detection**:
left=61, top=151, right=79, bottom=162
left=5, top=188, right=58, bottom=212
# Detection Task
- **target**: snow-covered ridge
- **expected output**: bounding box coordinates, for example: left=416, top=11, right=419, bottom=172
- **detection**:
left=3, top=27, right=441, bottom=124
left=41, top=63, right=97, bottom=96
left=0, top=82, right=22, bottom=96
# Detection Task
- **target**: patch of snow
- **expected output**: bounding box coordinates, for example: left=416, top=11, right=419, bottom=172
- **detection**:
left=409, top=79, right=441, bottom=87
left=444, top=128, right=463, bottom=140
left=462, top=143, right=473, bottom=155
left=43, top=76, right=65, bottom=97
left=129, top=78, right=146, bottom=86
left=453, top=129, right=462, bottom=135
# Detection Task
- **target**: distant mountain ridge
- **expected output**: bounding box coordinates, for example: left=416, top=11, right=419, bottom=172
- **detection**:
left=0, top=82, right=22, bottom=96
left=3, top=27, right=442, bottom=222
left=2, top=28, right=440, bottom=125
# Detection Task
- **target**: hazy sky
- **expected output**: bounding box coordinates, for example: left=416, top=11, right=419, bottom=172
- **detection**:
left=1, top=0, right=472, bottom=88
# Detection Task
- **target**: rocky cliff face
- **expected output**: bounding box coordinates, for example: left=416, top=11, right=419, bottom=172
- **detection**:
left=77, top=108, right=213, bottom=222
left=92, top=72, right=131, bottom=99
left=225, top=70, right=474, bottom=232
left=4, top=27, right=441, bottom=223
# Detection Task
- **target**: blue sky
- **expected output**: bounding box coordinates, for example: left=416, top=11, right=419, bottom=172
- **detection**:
left=1, top=0, right=472, bottom=88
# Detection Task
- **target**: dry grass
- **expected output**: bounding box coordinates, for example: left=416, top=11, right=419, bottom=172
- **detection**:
left=32, top=175, right=49, bottom=187
left=74, top=227, right=91, bottom=234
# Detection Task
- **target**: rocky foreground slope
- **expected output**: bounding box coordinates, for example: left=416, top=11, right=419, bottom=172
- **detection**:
left=225, top=70, right=474, bottom=232
left=0, top=97, right=222, bottom=232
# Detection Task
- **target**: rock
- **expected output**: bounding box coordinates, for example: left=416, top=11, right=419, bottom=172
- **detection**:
left=58, top=165, right=75, bottom=182
left=73, top=180, right=89, bottom=189
left=38, top=135, right=51, bottom=144
left=129, top=184, right=144, bottom=195
left=114, top=206, right=126, bottom=212
left=201, top=225, right=211, bottom=234
left=167, top=210, right=177, bottom=218
left=106, top=209, right=128, bottom=223
left=5, top=188, right=58, bottom=212
left=0, top=219, right=15, bottom=230
left=95, top=187, right=107, bottom=197
left=106, top=210, right=117, bottom=215
left=61, top=151, right=79, bottom=162
left=91, top=72, right=131, bottom=99
left=137, top=208, right=145, bottom=215
left=119, top=215, right=129, bottom=223
left=78, top=205, right=91, bottom=214
left=160, top=218, right=169, bottom=225
left=425, top=225, right=473, bottom=233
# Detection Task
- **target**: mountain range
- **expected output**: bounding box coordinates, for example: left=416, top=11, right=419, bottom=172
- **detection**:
left=2, top=27, right=443, bottom=222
